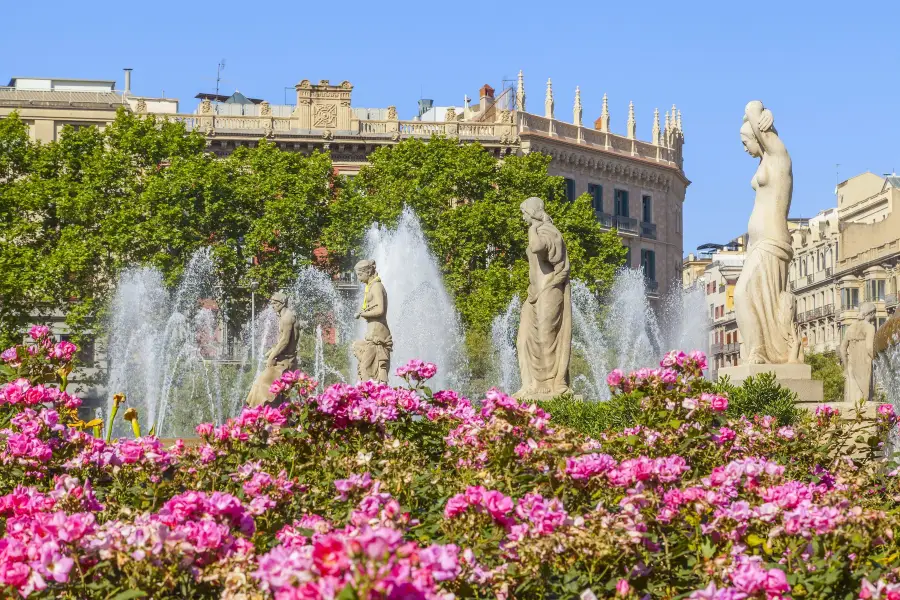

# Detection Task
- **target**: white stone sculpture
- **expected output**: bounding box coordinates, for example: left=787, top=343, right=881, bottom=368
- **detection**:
left=246, top=292, right=302, bottom=407
left=734, top=100, right=802, bottom=364
left=840, top=302, right=876, bottom=403
left=353, top=259, right=393, bottom=383
left=514, top=197, right=572, bottom=400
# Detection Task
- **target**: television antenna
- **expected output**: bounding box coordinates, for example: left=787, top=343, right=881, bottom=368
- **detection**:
left=215, top=58, right=226, bottom=102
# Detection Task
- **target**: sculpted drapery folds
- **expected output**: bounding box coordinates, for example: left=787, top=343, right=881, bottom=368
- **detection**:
left=353, top=260, right=393, bottom=384
left=734, top=101, right=801, bottom=365
left=841, top=302, right=876, bottom=403
left=514, top=197, right=572, bottom=400
left=246, top=292, right=301, bottom=407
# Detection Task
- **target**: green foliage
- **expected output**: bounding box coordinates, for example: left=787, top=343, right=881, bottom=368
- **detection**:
left=0, top=110, right=333, bottom=351
left=718, top=372, right=803, bottom=425
left=0, top=118, right=625, bottom=370
left=538, top=394, right=640, bottom=437
left=323, top=137, right=627, bottom=331
left=806, top=350, right=845, bottom=404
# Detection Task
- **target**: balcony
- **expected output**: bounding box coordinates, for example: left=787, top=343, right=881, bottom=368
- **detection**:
left=711, top=343, right=724, bottom=355
left=640, top=221, right=657, bottom=239
left=595, top=211, right=614, bottom=229
left=725, top=343, right=740, bottom=355
left=644, top=278, right=659, bottom=294
left=613, top=215, right=638, bottom=234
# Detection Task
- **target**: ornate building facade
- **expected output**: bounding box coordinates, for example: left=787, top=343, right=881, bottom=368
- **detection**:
left=1, top=69, right=689, bottom=301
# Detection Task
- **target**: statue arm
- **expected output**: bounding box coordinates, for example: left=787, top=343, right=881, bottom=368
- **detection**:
left=866, top=326, right=876, bottom=361
left=360, top=283, right=386, bottom=318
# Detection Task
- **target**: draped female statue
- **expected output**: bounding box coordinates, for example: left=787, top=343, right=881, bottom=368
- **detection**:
left=353, top=259, right=392, bottom=383
left=514, top=197, right=572, bottom=400
left=246, top=292, right=301, bottom=407
left=840, top=302, right=876, bottom=403
left=734, top=101, right=802, bottom=364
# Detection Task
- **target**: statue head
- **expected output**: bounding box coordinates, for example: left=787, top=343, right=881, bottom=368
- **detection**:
left=520, top=196, right=551, bottom=224
left=269, top=291, right=287, bottom=312
left=354, top=259, right=377, bottom=284
left=740, top=120, right=761, bottom=158
left=859, top=302, right=877, bottom=323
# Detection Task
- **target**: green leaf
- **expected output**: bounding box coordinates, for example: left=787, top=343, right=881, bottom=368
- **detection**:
left=110, top=590, right=148, bottom=600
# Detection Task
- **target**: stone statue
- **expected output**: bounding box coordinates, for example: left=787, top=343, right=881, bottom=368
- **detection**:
left=514, top=197, right=572, bottom=400
left=246, top=292, right=302, bottom=407
left=840, top=302, right=876, bottom=403
left=352, top=260, right=393, bottom=383
left=734, top=100, right=802, bottom=364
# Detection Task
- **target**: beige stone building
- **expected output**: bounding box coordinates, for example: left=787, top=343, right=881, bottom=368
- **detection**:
left=789, top=209, right=841, bottom=354
left=0, top=71, right=178, bottom=142
left=686, top=171, right=900, bottom=378
left=834, top=173, right=900, bottom=330
left=698, top=238, right=747, bottom=378
left=1, top=69, right=688, bottom=301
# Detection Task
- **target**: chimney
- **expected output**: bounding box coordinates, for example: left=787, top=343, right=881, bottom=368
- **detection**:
left=479, top=84, right=494, bottom=112
left=123, top=68, right=133, bottom=94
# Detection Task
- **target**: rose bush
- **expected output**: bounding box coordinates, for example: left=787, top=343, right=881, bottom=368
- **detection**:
left=1, top=338, right=899, bottom=599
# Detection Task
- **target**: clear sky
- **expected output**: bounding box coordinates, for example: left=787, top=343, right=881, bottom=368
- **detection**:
left=3, top=0, right=898, bottom=254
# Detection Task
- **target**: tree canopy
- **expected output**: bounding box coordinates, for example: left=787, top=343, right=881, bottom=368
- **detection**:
left=0, top=111, right=626, bottom=351
left=324, top=137, right=627, bottom=330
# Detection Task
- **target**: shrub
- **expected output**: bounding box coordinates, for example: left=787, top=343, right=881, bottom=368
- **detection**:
left=539, top=393, right=640, bottom=437
left=806, top=350, right=846, bottom=403
left=0, top=342, right=897, bottom=600
left=717, top=371, right=803, bottom=425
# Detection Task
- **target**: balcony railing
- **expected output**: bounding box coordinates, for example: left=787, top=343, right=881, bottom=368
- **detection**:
left=711, top=343, right=724, bottom=355
left=640, top=221, right=657, bottom=239
left=595, top=211, right=614, bottom=229
left=645, top=278, right=659, bottom=293
left=614, top=215, right=638, bottom=234
left=725, top=343, right=740, bottom=354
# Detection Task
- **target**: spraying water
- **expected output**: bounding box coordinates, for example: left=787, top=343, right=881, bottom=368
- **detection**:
left=491, top=268, right=710, bottom=400
left=364, top=208, right=470, bottom=391
left=876, top=336, right=900, bottom=452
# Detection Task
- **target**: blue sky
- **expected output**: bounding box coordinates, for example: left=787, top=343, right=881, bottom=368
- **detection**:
left=3, top=0, right=898, bottom=254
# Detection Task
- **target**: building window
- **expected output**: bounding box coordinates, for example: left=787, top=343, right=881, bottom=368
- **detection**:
left=564, top=178, right=576, bottom=202
left=640, top=249, right=656, bottom=281
left=614, top=189, right=629, bottom=217
left=641, top=195, right=652, bottom=223
left=866, top=279, right=886, bottom=302
left=624, top=246, right=632, bottom=267
left=588, top=184, right=603, bottom=212
left=841, top=287, right=860, bottom=309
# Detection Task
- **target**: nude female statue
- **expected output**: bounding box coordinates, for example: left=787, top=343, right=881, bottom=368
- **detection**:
left=734, top=101, right=802, bottom=364
left=352, top=259, right=393, bottom=383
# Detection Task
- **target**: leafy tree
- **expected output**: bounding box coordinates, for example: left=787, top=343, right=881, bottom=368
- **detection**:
left=323, top=136, right=627, bottom=331
left=0, top=110, right=333, bottom=350
left=806, top=350, right=845, bottom=404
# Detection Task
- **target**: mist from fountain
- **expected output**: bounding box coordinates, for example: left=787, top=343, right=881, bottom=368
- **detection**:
left=875, top=338, right=900, bottom=451
left=490, top=268, right=710, bottom=400
left=364, top=207, right=470, bottom=391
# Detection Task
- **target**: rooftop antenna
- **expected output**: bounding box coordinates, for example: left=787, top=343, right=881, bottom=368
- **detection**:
left=215, top=58, right=226, bottom=105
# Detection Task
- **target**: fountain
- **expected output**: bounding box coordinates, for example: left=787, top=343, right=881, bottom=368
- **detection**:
left=363, top=207, right=470, bottom=391
left=104, top=208, right=473, bottom=435
left=876, top=335, right=900, bottom=450
left=491, top=268, right=710, bottom=400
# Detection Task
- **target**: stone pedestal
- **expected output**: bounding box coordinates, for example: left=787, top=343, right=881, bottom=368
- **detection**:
left=719, top=364, right=824, bottom=406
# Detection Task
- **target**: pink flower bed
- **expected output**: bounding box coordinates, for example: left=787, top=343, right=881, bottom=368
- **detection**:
left=0, top=334, right=899, bottom=598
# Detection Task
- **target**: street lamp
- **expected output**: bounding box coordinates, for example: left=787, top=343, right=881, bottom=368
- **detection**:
left=250, top=280, right=259, bottom=360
